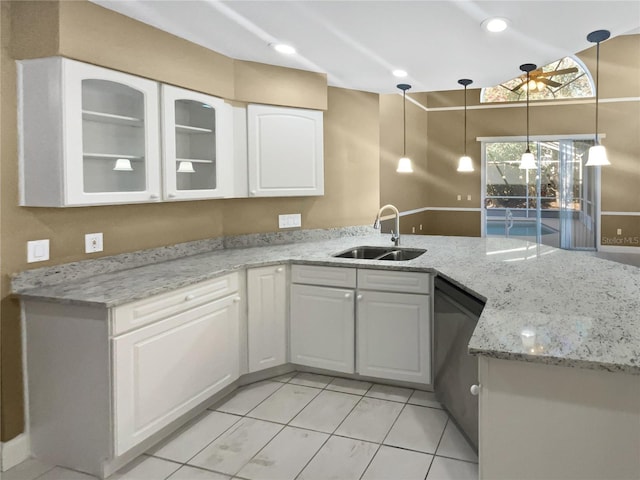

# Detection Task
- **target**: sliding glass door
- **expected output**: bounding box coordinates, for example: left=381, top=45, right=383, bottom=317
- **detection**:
left=483, top=138, right=597, bottom=250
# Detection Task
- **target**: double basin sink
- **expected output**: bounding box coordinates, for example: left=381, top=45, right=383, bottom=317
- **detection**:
left=332, top=246, right=426, bottom=261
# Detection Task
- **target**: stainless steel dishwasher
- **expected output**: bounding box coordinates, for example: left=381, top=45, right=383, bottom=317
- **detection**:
left=434, top=276, right=485, bottom=451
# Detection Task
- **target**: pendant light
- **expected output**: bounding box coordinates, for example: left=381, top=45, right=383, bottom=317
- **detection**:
left=396, top=83, right=413, bottom=173
left=585, top=29, right=611, bottom=166
left=519, top=63, right=537, bottom=170
left=457, top=78, right=474, bottom=172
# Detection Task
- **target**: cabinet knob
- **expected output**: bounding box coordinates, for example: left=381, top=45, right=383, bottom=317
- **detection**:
left=470, top=384, right=481, bottom=396
left=344, top=293, right=352, bottom=299
left=357, top=294, right=363, bottom=301
left=168, top=193, right=176, bottom=198
left=185, top=294, right=195, bottom=301
left=149, top=194, right=159, bottom=200
left=276, top=267, right=284, bottom=273
left=233, top=296, right=241, bottom=303
left=250, top=190, right=257, bottom=196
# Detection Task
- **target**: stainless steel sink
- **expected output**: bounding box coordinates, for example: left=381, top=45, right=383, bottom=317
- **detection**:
left=332, top=246, right=426, bottom=261
left=377, top=248, right=426, bottom=261
left=332, top=246, right=396, bottom=259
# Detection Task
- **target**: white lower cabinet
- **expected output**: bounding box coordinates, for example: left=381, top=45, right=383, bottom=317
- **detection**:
left=24, top=273, right=240, bottom=478
left=289, top=265, right=432, bottom=383
left=247, top=265, right=287, bottom=373
left=356, top=290, right=431, bottom=383
left=290, top=284, right=355, bottom=373
left=113, top=294, right=239, bottom=455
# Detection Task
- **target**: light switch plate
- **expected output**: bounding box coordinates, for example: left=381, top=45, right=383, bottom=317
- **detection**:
left=278, top=214, right=302, bottom=229
left=85, top=233, right=104, bottom=253
left=27, top=239, right=50, bottom=263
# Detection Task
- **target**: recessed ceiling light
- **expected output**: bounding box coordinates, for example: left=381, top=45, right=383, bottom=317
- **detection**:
left=392, top=69, right=408, bottom=78
left=271, top=43, right=296, bottom=55
left=482, top=17, right=509, bottom=33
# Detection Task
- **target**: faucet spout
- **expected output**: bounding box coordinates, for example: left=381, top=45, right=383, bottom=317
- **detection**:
left=373, top=204, right=401, bottom=246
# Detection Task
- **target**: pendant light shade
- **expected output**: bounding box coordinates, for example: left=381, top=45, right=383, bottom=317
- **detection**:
left=585, top=29, right=611, bottom=167
left=396, top=83, right=413, bottom=173
left=457, top=79, right=474, bottom=172
left=519, top=63, right=537, bottom=170
left=397, top=157, right=413, bottom=173
left=457, top=156, right=474, bottom=172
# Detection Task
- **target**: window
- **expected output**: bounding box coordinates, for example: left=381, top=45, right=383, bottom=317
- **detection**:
left=481, top=57, right=594, bottom=103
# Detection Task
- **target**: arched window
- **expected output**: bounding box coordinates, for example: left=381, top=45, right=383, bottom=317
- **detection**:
left=481, top=56, right=594, bottom=103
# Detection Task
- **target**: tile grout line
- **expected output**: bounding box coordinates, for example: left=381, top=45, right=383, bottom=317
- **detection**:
left=424, top=416, right=450, bottom=480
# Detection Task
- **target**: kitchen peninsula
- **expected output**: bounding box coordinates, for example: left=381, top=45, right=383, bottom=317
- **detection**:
left=13, top=230, right=640, bottom=479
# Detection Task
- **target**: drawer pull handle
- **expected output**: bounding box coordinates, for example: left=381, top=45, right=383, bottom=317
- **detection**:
left=276, top=267, right=284, bottom=273
left=233, top=296, right=241, bottom=303
left=470, top=384, right=481, bottom=396
left=357, top=294, right=363, bottom=301
left=185, top=294, right=195, bottom=301
left=344, top=293, right=352, bottom=299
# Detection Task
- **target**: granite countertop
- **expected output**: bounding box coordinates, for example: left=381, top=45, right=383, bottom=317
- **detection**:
left=12, top=232, right=640, bottom=375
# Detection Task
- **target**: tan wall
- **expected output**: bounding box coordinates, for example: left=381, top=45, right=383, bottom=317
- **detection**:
left=379, top=92, right=429, bottom=211
left=0, top=2, right=378, bottom=441
left=424, top=34, right=640, bottom=243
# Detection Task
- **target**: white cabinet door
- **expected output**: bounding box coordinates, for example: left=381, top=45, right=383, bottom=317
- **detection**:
left=290, top=284, right=354, bottom=373
left=247, top=104, right=324, bottom=197
left=357, top=291, right=431, bottom=383
left=161, top=85, right=233, bottom=201
left=247, top=265, right=287, bottom=373
left=112, top=294, right=240, bottom=455
left=19, top=57, right=161, bottom=206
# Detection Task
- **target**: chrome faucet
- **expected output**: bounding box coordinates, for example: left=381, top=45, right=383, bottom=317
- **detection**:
left=373, top=204, right=401, bottom=246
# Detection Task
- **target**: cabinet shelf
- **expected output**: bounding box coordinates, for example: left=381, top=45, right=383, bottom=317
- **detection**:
left=82, top=110, right=144, bottom=127
left=175, top=124, right=213, bottom=134
left=83, top=153, right=144, bottom=161
left=175, top=158, right=213, bottom=164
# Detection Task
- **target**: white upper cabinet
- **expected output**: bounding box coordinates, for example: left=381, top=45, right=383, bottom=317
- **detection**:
left=247, top=104, right=324, bottom=197
left=19, top=57, right=161, bottom=206
left=161, top=85, right=233, bottom=200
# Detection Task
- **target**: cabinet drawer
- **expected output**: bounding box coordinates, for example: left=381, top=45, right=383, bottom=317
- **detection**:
left=291, top=264, right=356, bottom=288
left=357, top=269, right=430, bottom=294
left=112, top=273, right=239, bottom=335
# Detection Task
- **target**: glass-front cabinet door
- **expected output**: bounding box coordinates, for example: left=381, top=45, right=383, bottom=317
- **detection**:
left=64, top=59, right=161, bottom=205
left=18, top=57, right=161, bottom=206
left=161, top=85, right=232, bottom=200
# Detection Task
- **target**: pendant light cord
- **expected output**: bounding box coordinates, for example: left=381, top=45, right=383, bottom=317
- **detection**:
left=463, top=85, right=467, bottom=156
left=595, top=40, right=600, bottom=144
left=526, top=71, right=530, bottom=152
left=403, top=89, right=407, bottom=156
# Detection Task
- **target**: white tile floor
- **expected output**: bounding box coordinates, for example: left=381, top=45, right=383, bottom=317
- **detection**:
left=5, top=373, right=478, bottom=480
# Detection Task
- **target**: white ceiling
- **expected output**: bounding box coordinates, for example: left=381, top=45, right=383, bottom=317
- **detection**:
left=90, top=0, right=640, bottom=94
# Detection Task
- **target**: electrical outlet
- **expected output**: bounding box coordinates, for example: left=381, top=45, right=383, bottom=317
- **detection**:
left=27, top=239, right=49, bottom=263
left=457, top=195, right=462, bottom=201
left=278, top=214, right=302, bottom=229
left=419, top=224, right=423, bottom=231
left=617, top=228, right=622, bottom=235
left=412, top=226, right=416, bottom=233
left=467, top=194, right=472, bottom=201
left=85, top=233, right=103, bottom=253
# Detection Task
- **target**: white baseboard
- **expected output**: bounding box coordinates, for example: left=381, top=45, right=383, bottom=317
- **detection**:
left=1, top=433, right=30, bottom=471
left=598, top=245, right=640, bottom=253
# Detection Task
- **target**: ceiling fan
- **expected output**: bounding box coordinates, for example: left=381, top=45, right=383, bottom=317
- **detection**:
left=513, top=66, right=578, bottom=91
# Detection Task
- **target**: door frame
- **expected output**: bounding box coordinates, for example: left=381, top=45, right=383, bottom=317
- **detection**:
left=479, top=134, right=603, bottom=249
